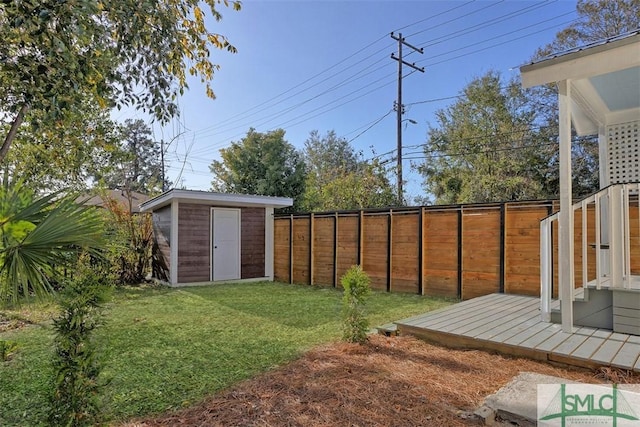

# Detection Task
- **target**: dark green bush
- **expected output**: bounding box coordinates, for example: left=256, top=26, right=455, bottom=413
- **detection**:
left=341, top=265, right=371, bottom=344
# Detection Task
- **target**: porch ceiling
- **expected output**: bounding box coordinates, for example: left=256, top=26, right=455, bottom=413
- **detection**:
left=520, top=32, right=640, bottom=136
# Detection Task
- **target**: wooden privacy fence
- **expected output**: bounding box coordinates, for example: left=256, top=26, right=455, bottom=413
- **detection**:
left=274, top=201, right=562, bottom=300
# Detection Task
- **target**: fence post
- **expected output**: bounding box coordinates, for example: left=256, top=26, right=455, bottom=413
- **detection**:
left=309, top=213, right=314, bottom=286
left=358, top=210, right=363, bottom=266
left=333, top=212, right=338, bottom=288
left=457, top=207, right=463, bottom=299
left=289, top=214, right=293, bottom=284
left=387, top=209, right=393, bottom=292
left=418, top=207, right=424, bottom=295
left=500, top=203, right=506, bottom=293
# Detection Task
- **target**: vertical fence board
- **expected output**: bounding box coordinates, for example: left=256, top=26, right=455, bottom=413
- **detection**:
left=336, top=216, right=359, bottom=289
left=292, top=217, right=310, bottom=284
left=391, top=213, right=420, bottom=293
left=462, top=207, right=501, bottom=300
left=312, top=216, right=334, bottom=286
left=273, top=218, right=290, bottom=283
left=362, top=214, right=389, bottom=291
left=423, top=210, right=459, bottom=297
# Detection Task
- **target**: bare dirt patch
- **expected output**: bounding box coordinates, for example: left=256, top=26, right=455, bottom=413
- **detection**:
left=124, top=334, right=639, bottom=427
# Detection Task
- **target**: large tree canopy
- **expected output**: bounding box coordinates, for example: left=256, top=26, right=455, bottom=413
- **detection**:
left=0, top=0, right=241, bottom=163
left=418, top=0, right=638, bottom=204
left=301, top=130, right=396, bottom=211
left=209, top=129, right=306, bottom=211
left=418, top=71, right=552, bottom=204
left=1, top=100, right=120, bottom=192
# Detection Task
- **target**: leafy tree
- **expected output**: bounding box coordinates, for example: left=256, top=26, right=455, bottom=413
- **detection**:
left=301, top=130, right=396, bottom=211
left=304, top=130, right=360, bottom=184
left=418, top=71, right=551, bottom=204
left=209, top=129, right=306, bottom=211
left=535, top=0, right=639, bottom=58
left=0, top=0, right=241, bottom=162
left=0, top=181, right=104, bottom=305
left=418, top=1, right=637, bottom=204
left=1, top=100, right=120, bottom=192
left=92, top=119, right=167, bottom=194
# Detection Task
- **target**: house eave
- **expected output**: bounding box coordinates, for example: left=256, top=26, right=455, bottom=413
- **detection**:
left=520, top=33, right=640, bottom=88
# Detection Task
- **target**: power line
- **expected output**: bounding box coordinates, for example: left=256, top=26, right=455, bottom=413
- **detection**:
left=348, top=109, right=394, bottom=143
left=172, top=3, right=577, bottom=172
left=189, top=35, right=392, bottom=136
left=393, top=0, right=476, bottom=34
left=415, top=15, right=577, bottom=67
left=196, top=0, right=481, bottom=137
left=412, top=0, right=557, bottom=48
left=183, top=1, right=509, bottom=145
left=406, top=0, right=506, bottom=38
left=195, top=8, right=573, bottom=149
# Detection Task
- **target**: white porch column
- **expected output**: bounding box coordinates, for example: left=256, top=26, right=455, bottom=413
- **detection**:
left=598, top=126, right=610, bottom=276
left=558, top=80, right=574, bottom=333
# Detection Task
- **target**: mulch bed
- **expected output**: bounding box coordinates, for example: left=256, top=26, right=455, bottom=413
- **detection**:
left=124, top=334, right=639, bottom=427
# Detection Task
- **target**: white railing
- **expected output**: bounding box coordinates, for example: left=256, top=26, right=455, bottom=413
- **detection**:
left=540, top=183, right=640, bottom=321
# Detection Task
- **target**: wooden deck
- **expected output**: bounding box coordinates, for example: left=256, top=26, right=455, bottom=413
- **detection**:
left=395, top=293, right=640, bottom=373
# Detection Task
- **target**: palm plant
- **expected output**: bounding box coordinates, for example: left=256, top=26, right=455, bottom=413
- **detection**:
left=0, top=181, right=105, bottom=304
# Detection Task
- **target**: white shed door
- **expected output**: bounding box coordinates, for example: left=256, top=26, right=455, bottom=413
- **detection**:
left=211, top=208, right=241, bottom=281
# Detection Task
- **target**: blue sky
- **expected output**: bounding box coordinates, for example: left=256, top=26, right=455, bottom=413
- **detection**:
left=120, top=0, right=578, bottom=200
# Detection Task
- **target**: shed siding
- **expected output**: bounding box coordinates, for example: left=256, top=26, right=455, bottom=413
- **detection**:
left=152, top=205, right=172, bottom=276
left=241, top=207, right=265, bottom=279
left=178, top=203, right=211, bottom=283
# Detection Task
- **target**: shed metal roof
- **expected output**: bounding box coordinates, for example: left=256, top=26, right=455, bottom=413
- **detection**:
left=139, top=189, right=294, bottom=211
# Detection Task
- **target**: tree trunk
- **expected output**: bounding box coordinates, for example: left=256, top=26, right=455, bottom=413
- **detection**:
left=0, top=104, right=29, bottom=164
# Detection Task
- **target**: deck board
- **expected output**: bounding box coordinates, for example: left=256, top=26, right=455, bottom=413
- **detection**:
left=591, top=340, right=626, bottom=363
left=552, top=332, right=591, bottom=356
left=612, top=342, right=640, bottom=368
left=394, top=293, right=640, bottom=373
left=438, top=297, right=533, bottom=334
left=489, top=312, right=547, bottom=343
left=503, top=321, right=555, bottom=346
left=519, top=324, right=563, bottom=349
left=410, top=295, right=523, bottom=329
left=469, top=306, right=540, bottom=340
left=572, top=336, right=606, bottom=359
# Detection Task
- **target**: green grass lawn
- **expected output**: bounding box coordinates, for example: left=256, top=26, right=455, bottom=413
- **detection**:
left=0, top=281, right=453, bottom=426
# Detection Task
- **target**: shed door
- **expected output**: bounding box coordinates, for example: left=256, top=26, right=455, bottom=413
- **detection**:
left=211, top=208, right=241, bottom=281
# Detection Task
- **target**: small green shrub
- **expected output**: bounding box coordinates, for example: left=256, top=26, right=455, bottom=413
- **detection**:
left=0, top=339, right=18, bottom=361
left=48, top=261, right=111, bottom=427
left=341, top=265, right=371, bottom=344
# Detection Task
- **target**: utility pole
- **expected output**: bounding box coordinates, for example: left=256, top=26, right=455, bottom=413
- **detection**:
left=390, top=32, right=424, bottom=204
left=160, top=138, right=166, bottom=191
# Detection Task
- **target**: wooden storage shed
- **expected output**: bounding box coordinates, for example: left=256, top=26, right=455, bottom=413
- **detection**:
left=140, top=189, right=293, bottom=286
